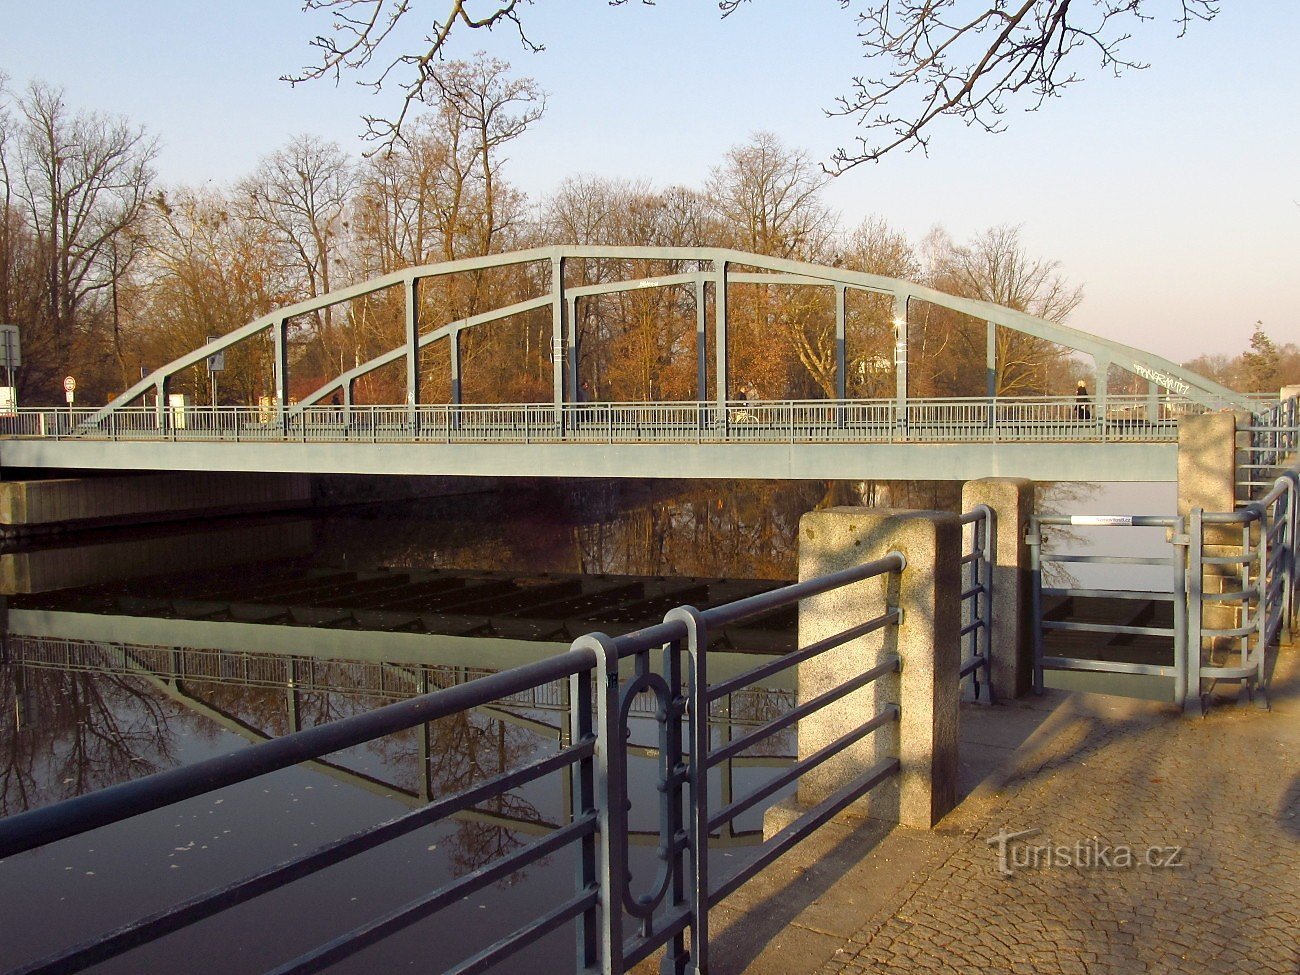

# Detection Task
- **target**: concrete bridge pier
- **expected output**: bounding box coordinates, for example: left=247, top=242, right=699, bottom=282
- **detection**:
left=788, top=507, right=961, bottom=830
left=961, top=477, right=1034, bottom=700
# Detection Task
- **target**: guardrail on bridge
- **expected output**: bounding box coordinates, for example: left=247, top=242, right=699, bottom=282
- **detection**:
left=1, top=395, right=1216, bottom=446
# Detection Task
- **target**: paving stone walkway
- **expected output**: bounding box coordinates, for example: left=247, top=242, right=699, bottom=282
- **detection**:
left=819, top=654, right=1300, bottom=975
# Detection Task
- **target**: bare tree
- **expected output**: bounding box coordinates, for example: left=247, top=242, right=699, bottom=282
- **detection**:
left=240, top=135, right=356, bottom=379
left=705, top=133, right=837, bottom=397
left=134, top=186, right=293, bottom=403
left=427, top=55, right=543, bottom=257
left=808, top=0, right=1220, bottom=171
left=925, top=224, right=1082, bottom=395
left=706, top=131, right=833, bottom=260
left=0, top=81, right=157, bottom=403
left=285, top=1, right=542, bottom=150
left=288, top=2, right=1217, bottom=167
left=834, top=215, right=918, bottom=398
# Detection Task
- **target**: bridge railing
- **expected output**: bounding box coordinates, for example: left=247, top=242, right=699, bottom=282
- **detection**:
left=1238, top=394, right=1299, bottom=501
left=0, top=544, right=909, bottom=975
left=1, top=394, right=1216, bottom=446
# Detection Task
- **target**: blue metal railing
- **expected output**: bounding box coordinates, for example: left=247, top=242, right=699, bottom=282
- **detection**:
left=0, top=552, right=909, bottom=975
left=0, top=395, right=1219, bottom=446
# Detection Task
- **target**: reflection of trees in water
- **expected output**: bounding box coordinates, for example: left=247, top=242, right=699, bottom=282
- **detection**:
left=426, top=710, right=549, bottom=880
left=307, top=479, right=966, bottom=579
left=575, top=481, right=822, bottom=580
left=1034, top=481, right=1101, bottom=587
left=309, top=481, right=610, bottom=574
left=575, top=480, right=965, bottom=580
left=2, top=650, right=561, bottom=882
left=709, top=688, right=796, bottom=758
left=0, top=666, right=181, bottom=815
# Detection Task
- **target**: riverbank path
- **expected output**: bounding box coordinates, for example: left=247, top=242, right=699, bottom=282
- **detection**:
left=683, top=644, right=1299, bottom=975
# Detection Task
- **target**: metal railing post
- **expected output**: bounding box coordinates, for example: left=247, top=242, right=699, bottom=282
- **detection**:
left=659, top=624, right=691, bottom=975
left=1254, top=506, right=1269, bottom=705
left=1286, top=473, right=1298, bottom=636
left=1171, top=515, right=1189, bottom=712
left=664, top=605, right=709, bottom=975
left=1187, top=507, right=1205, bottom=714
left=571, top=665, right=600, bottom=973
left=1027, top=519, right=1044, bottom=695
left=576, top=632, right=626, bottom=975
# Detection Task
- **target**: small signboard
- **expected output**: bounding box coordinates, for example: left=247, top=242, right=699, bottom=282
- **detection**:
left=1070, top=515, right=1134, bottom=527
left=63, top=375, right=76, bottom=392
left=0, top=325, right=20, bottom=369
left=206, top=336, right=225, bottom=373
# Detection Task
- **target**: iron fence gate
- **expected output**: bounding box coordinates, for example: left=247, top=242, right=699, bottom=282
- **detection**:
left=1029, top=513, right=1190, bottom=706
left=1030, top=471, right=1298, bottom=713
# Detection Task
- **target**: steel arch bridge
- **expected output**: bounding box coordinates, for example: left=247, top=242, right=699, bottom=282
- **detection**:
left=0, top=247, right=1254, bottom=482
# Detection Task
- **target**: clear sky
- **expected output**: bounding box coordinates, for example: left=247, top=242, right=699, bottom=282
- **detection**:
left=2, top=1, right=1296, bottom=361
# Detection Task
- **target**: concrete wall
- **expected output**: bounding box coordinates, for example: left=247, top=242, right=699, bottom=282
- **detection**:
left=961, top=477, right=1034, bottom=699
left=0, top=472, right=312, bottom=534
left=1177, top=412, right=1245, bottom=523
left=0, top=520, right=314, bottom=594
left=0, top=438, right=1178, bottom=483
left=1176, top=411, right=1255, bottom=676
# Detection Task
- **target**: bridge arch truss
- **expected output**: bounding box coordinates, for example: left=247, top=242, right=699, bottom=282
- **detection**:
left=96, top=246, right=1249, bottom=430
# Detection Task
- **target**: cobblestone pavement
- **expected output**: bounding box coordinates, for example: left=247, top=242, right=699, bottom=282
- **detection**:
left=821, top=657, right=1300, bottom=975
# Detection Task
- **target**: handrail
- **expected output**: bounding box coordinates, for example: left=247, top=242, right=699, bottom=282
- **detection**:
left=0, top=395, right=1210, bottom=447
left=0, top=647, right=597, bottom=860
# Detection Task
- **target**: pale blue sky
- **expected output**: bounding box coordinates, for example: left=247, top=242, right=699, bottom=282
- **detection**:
left=2, top=1, right=1296, bottom=360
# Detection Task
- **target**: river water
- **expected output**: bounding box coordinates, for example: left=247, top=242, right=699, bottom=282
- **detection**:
left=0, top=476, right=1173, bottom=973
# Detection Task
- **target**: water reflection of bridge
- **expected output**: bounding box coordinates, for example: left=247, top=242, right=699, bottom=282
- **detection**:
left=8, top=636, right=794, bottom=728
left=5, top=635, right=793, bottom=847
left=14, top=565, right=796, bottom=652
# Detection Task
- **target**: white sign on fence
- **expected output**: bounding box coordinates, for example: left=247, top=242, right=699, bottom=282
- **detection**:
left=1070, top=515, right=1135, bottom=527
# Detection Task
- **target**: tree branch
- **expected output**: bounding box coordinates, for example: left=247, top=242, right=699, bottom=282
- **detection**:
left=285, top=1, right=543, bottom=155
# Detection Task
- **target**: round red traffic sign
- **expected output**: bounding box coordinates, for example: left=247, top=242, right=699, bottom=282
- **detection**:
left=63, top=375, right=76, bottom=392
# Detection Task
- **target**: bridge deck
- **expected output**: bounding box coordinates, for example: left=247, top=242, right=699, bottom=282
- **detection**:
left=0, top=436, right=1177, bottom=481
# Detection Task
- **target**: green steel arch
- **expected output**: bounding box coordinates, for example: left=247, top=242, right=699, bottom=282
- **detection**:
left=94, top=246, right=1250, bottom=427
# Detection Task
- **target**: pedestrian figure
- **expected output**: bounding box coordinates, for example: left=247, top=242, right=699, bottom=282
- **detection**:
left=1075, top=380, right=1092, bottom=421
left=731, top=381, right=757, bottom=424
